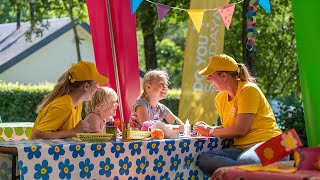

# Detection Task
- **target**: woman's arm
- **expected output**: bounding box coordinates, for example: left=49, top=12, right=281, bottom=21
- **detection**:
left=193, top=113, right=254, bottom=138
left=32, top=120, right=88, bottom=139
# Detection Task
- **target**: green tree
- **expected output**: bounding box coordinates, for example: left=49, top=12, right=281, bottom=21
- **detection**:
left=136, top=0, right=189, bottom=71
left=224, top=0, right=299, bottom=99
left=0, top=0, right=17, bottom=23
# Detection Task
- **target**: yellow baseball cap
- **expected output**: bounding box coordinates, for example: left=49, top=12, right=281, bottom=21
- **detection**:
left=68, top=61, right=109, bottom=83
left=199, top=54, right=238, bottom=75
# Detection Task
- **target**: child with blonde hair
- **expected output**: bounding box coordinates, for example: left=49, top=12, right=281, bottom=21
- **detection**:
left=131, top=69, right=184, bottom=130
left=84, top=87, right=118, bottom=133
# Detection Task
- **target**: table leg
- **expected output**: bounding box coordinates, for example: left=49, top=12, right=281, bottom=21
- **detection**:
left=12, top=154, right=18, bottom=180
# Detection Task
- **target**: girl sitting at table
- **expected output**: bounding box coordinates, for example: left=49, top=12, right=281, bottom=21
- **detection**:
left=30, top=61, right=109, bottom=139
left=131, top=69, right=184, bottom=130
left=84, top=87, right=118, bottom=133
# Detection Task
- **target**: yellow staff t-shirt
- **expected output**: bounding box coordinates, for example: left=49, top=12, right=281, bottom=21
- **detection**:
left=30, top=94, right=82, bottom=139
left=215, top=81, right=282, bottom=150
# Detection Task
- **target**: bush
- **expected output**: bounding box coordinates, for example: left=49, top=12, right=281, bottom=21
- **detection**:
left=0, top=82, right=53, bottom=122
left=0, top=82, right=181, bottom=122
left=275, top=94, right=307, bottom=146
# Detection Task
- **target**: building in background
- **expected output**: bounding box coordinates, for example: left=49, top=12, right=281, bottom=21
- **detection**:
left=0, top=18, right=95, bottom=84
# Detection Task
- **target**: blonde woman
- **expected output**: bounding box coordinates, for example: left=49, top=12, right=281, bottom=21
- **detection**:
left=84, top=87, right=118, bottom=133
left=30, top=61, right=109, bottom=139
left=193, top=54, right=283, bottom=175
left=131, top=69, right=184, bottom=129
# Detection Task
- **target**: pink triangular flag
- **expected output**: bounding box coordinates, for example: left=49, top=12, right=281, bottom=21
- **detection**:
left=218, top=4, right=235, bottom=29
left=187, top=10, right=205, bottom=33
left=155, top=3, right=171, bottom=22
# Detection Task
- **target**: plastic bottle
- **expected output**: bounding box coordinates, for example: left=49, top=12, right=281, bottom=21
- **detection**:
left=172, top=120, right=180, bottom=139
left=184, top=119, right=191, bottom=137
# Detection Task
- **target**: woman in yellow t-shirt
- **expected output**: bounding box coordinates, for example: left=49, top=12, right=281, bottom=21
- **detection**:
left=193, top=54, right=283, bottom=176
left=30, top=61, right=109, bottom=139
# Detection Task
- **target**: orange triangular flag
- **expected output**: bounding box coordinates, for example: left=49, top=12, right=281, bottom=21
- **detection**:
left=187, top=10, right=205, bottom=33
left=218, top=4, right=235, bottom=29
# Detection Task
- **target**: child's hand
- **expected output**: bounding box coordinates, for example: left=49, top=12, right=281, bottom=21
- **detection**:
left=130, top=115, right=141, bottom=129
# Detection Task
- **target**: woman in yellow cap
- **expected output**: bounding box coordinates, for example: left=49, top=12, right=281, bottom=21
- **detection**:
left=193, top=54, right=283, bottom=176
left=30, top=61, right=109, bottom=139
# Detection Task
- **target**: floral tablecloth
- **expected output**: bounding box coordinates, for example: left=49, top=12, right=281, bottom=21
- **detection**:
left=0, top=122, right=34, bottom=141
left=0, top=137, right=230, bottom=179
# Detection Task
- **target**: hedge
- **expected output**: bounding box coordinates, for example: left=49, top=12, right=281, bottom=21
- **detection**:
left=0, top=82, right=180, bottom=122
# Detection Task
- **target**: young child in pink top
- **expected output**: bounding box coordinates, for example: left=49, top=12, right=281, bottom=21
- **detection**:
left=84, top=87, right=118, bottom=133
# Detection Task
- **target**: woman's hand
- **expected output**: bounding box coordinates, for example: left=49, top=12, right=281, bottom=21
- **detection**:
left=193, top=122, right=211, bottom=136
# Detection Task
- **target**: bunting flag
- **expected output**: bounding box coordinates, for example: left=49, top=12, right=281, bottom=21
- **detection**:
left=258, top=0, right=271, bottom=13
left=246, top=0, right=257, bottom=50
left=187, top=10, right=205, bottom=33
left=155, top=3, right=171, bottom=22
left=131, top=0, right=271, bottom=34
left=131, top=0, right=143, bottom=14
left=218, top=4, right=235, bottom=29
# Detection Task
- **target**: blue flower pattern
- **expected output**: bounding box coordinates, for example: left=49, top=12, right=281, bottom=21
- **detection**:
left=153, top=155, right=165, bottom=173
left=119, top=156, right=132, bottom=175
left=164, top=140, right=176, bottom=156
left=188, top=170, right=199, bottom=180
left=13, top=137, right=224, bottom=179
left=147, top=141, right=160, bottom=155
left=18, top=160, right=28, bottom=180
left=24, top=145, right=41, bottom=159
left=99, top=157, right=114, bottom=177
left=136, top=156, right=149, bottom=174
left=79, top=158, right=94, bottom=178
left=221, top=139, right=231, bottom=148
left=170, top=154, right=181, bottom=171
left=111, top=142, right=125, bottom=158
left=91, top=143, right=106, bottom=157
left=129, top=142, right=142, bottom=155
left=48, top=145, right=65, bottom=160
left=175, top=172, right=184, bottom=180
left=58, top=159, right=74, bottom=179
left=179, top=139, right=191, bottom=153
left=194, top=139, right=206, bottom=152
left=160, top=172, right=170, bottom=180
left=145, top=175, right=156, bottom=180
left=183, top=153, right=194, bottom=169
left=69, top=144, right=85, bottom=158
left=129, top=177, right=138, bottom=180
left=208, top=138, right=219, bottom=150
left=34, top=160, right=53, bottom=180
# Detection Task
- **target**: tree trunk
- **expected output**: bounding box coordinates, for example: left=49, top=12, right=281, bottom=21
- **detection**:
left=143, top=29, right=157, bottom=70
left=242, top=0, right=256, bottom=76
left=67, top=0, right=81, bottom=61
left=16, top=10, right=21, bottom=30
left=139, top=3, right=157, bottom=70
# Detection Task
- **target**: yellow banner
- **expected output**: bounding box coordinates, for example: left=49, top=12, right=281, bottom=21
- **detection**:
left=179, top=0, right=229, bottom=125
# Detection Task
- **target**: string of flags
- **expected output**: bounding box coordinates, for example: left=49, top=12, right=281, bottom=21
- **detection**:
left=131, top=0, right=271, bottom=51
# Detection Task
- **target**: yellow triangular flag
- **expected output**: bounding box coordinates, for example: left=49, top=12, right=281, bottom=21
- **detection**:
left=187, top=10, right=205, bottom=33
